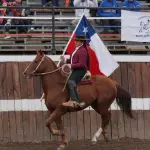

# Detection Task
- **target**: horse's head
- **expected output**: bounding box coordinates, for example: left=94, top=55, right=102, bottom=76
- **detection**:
left=23, top=50, right=52, bottom=78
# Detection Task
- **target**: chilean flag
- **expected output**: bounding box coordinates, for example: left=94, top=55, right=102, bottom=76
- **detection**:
left=63, top=15, right=119, bottom=76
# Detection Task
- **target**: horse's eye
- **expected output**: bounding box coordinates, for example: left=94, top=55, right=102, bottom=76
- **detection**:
left=34, top=61, right=38, bottom=63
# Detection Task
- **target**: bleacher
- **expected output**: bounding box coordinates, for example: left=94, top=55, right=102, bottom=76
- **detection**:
left=0, top=0, right=150, bottom=55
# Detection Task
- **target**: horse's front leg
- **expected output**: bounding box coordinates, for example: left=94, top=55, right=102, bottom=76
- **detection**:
left=46, top=107, right=67, bottom=150
left=55, top=117, right=68, bottom=149
left=46, top=110, right=61, bottom=136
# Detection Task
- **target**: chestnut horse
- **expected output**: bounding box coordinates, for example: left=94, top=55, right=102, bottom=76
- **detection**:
left=23, top=50, right=134, bottom=150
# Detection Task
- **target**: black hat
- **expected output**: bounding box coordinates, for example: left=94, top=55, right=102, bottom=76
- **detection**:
left=73, top=35, right=89, bottom=41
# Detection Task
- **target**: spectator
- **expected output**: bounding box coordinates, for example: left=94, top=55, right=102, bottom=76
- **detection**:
left=52, top=0, right=59, bottom=6
left=42, top=0, right=50, bottom=7
left=65, top=0, right=74, bottom=7
left=4, top=0, right=33, bottom=39
left=98, top=0, right=102, bottom=5
left=0, top=0, right=7, bottom=25
left=122, top=0, right=140, bottom=12
left=42, top=0, right=46, bottom=6
left=70, top=0, right=74, bottom=7
left=89, top=0, right=98, bottom=24
left=72, top=0, right=98, bottom=25
left=90, top=0, right=98, bottom=16
left=42, top=0, right=59, bottom=7
left=97, top=0, right=121, bottom=33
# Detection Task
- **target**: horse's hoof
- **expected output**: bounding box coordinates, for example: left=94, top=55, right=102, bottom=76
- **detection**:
left=91, top=140, right=97, bottom=145
left=91, top=138, right=97, bottom=145
left=104, top=137, right=109, bottom=142
left=102, top=132, right=109, bottom=142
left=57, top=144, right=66, bottom=150
left=52, top=129, right=61, bottom=136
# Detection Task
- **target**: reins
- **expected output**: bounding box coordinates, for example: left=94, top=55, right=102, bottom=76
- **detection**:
left=24, top=54, right=70, bottom=76
left=33, top=66, right=63, bottom=76
left=24, top=55, right=72, bottom=92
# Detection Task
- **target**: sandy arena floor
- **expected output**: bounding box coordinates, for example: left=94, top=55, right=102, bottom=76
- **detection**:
left=0, top=138, right=149, bottom=150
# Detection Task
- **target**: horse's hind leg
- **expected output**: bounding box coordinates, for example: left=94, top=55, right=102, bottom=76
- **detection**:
left=91, top=101, right=111, bottom=144
left=101, top=111, right=111, bottom=142
left=92, top=110, right=111, bottom=144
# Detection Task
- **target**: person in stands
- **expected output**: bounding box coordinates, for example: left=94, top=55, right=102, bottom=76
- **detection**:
left=42, top=0, right=59, bottom=7
left=65, top=0, right=74, bottom=7
left=3, top=0, right=33, bottom=39
left=0, top=0, right=7, bottom=25
left=72, top=0, right=98, bottom=25
left=122, top=0, right=140, bottom=12
left=97, top=0, right=121, bottom=33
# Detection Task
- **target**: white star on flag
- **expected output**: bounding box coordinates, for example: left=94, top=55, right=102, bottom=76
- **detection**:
left=83, top=26, right=88, bottom=36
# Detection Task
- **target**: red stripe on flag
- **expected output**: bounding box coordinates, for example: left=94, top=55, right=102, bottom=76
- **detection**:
left=87, top=45, right=105, bottom=76
left=66, top=34, right=76, bottom=55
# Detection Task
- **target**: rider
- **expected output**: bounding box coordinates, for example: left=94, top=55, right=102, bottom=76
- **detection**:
left=60, top=34, right=90, bottom=108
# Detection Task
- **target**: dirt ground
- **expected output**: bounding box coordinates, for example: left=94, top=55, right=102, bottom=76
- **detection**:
left=0, top=138, right=149, bottom=150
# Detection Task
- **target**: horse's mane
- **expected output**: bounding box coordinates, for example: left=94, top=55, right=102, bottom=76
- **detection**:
left=44, top=55, right=71, bottom=84
left=46, top=55, right=58, bottom=69
left=45, top=55, right=65, bottom=78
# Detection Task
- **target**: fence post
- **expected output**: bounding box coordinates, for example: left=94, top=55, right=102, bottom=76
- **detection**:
left=51, top=1, right=56, bottom=54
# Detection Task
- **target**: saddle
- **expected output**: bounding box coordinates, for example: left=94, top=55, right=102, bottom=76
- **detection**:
left=61, top=64, right=93, bottom=85
left=79, top=71, right=93, bottom=85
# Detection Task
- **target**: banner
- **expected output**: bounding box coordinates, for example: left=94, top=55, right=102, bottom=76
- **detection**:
left=121, top=10, right=150, bottom=42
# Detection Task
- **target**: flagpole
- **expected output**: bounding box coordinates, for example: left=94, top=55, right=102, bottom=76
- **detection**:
left=57, top=12, right=85, bottom=67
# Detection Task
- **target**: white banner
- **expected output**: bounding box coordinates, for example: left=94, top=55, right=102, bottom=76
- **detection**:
left=121, top=10, right=150, bottom=42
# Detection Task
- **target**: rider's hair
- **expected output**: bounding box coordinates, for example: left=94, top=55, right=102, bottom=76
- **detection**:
left=83, top=41, right=90, bottom=70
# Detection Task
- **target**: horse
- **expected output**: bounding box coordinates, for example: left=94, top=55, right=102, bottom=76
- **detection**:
left=23, top=50, right=134, bottom=150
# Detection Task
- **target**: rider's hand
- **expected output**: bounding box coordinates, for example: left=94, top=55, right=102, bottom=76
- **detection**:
left=66, top=64, right=71, bottom=69
left=62, top=64, right=71, bottom=74
left=60, top=55, right=66, bottom=63
left=86, top=71, right=91, bottom=78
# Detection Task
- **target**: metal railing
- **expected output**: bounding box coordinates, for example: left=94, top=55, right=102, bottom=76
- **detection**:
left=0, top=5, right=150, bottom=54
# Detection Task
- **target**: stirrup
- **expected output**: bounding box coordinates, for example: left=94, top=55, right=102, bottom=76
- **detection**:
left=62, top=100, right=74, bottom=107
left=72, top=101, right=86, bottom=108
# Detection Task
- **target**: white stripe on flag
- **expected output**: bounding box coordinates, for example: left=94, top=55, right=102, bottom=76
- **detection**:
left=89, top=33, right=119, bottom=76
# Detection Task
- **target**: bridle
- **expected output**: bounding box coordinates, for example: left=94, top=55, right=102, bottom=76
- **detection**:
left=23, top=54, right=71, bottom=76
left=23, top=54, right=73, bottom=92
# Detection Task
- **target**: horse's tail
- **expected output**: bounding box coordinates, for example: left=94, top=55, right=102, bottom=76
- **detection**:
left=116, top=84, right=135, bottom=119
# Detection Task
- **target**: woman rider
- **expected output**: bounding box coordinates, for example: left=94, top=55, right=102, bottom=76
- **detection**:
left=60, top=34, right=90, bottom=108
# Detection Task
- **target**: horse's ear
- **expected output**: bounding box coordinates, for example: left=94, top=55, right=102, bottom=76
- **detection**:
left=37, top=49, right=44, bottom=56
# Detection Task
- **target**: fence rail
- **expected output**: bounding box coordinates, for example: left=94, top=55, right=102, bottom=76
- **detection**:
left=0, top=57, right=150, bottom=142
